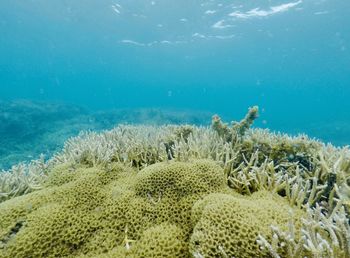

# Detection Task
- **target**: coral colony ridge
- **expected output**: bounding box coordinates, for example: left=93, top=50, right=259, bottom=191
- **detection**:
left=0, top=106, right=349, bottom=258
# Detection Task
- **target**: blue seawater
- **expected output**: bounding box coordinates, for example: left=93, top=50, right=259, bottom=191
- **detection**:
left=0, top=0, right=349, bottom=168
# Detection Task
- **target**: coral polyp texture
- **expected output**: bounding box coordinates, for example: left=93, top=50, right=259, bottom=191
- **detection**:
left=0, top=107, right=350, bottom=258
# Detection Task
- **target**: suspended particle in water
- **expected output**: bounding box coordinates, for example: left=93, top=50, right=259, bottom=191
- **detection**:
left=55, top=77, right=60, bottom=86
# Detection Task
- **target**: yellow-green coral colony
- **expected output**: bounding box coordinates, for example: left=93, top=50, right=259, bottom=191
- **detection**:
left=0, top=107, right=349, bottom=258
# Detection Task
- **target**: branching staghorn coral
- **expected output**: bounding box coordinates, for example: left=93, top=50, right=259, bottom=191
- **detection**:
left=257, top=202, right=350, bottom=258
left=227, top=150, right=290, bottom=195
left=2, top=111, right=350, bottom=208
left=212, top=106, right=259, bottom=143
left=51, top=124, right=232, bottom=170
left=316, top=146, right=350, bottom=209
left=232, top=105, right=259, bottom=137
left=225, top=146, right=349, bottom=212
left=0, top=154, right=48, bottom=202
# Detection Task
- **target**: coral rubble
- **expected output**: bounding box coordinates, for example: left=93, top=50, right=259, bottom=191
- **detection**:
left=0, top=107, right=349, bottom=258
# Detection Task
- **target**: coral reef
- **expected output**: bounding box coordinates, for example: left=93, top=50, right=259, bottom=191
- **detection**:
left=0, top=100, right=211, bottom=169
left=0, top=106, right=349, bottom=257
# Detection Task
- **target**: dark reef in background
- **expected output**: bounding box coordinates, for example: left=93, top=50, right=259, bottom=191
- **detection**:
left=0, top=100, right=212, bottom=170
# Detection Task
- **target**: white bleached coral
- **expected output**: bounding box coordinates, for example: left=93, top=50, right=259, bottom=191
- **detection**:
left=0, top=154, right=48, bottom=202
left=257, top=202, right=350, bottom=258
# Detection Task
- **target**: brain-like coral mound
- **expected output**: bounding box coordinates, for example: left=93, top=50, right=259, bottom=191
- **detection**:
left=133, top=160, right=228, bottom=235
left=0, top=159, right=314, bottom=258
left=0, top=160, right=231, bottom=257
left=190, top=191, right=305, bottom=258
left=0, top=163, right=132, bottom=257
left=135, top=159, right=227, bottom=199
left=132, top=223, right=188, bottom=258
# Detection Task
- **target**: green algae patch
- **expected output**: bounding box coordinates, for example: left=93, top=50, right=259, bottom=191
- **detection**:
left=0, top=159, right=304, bottom=258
